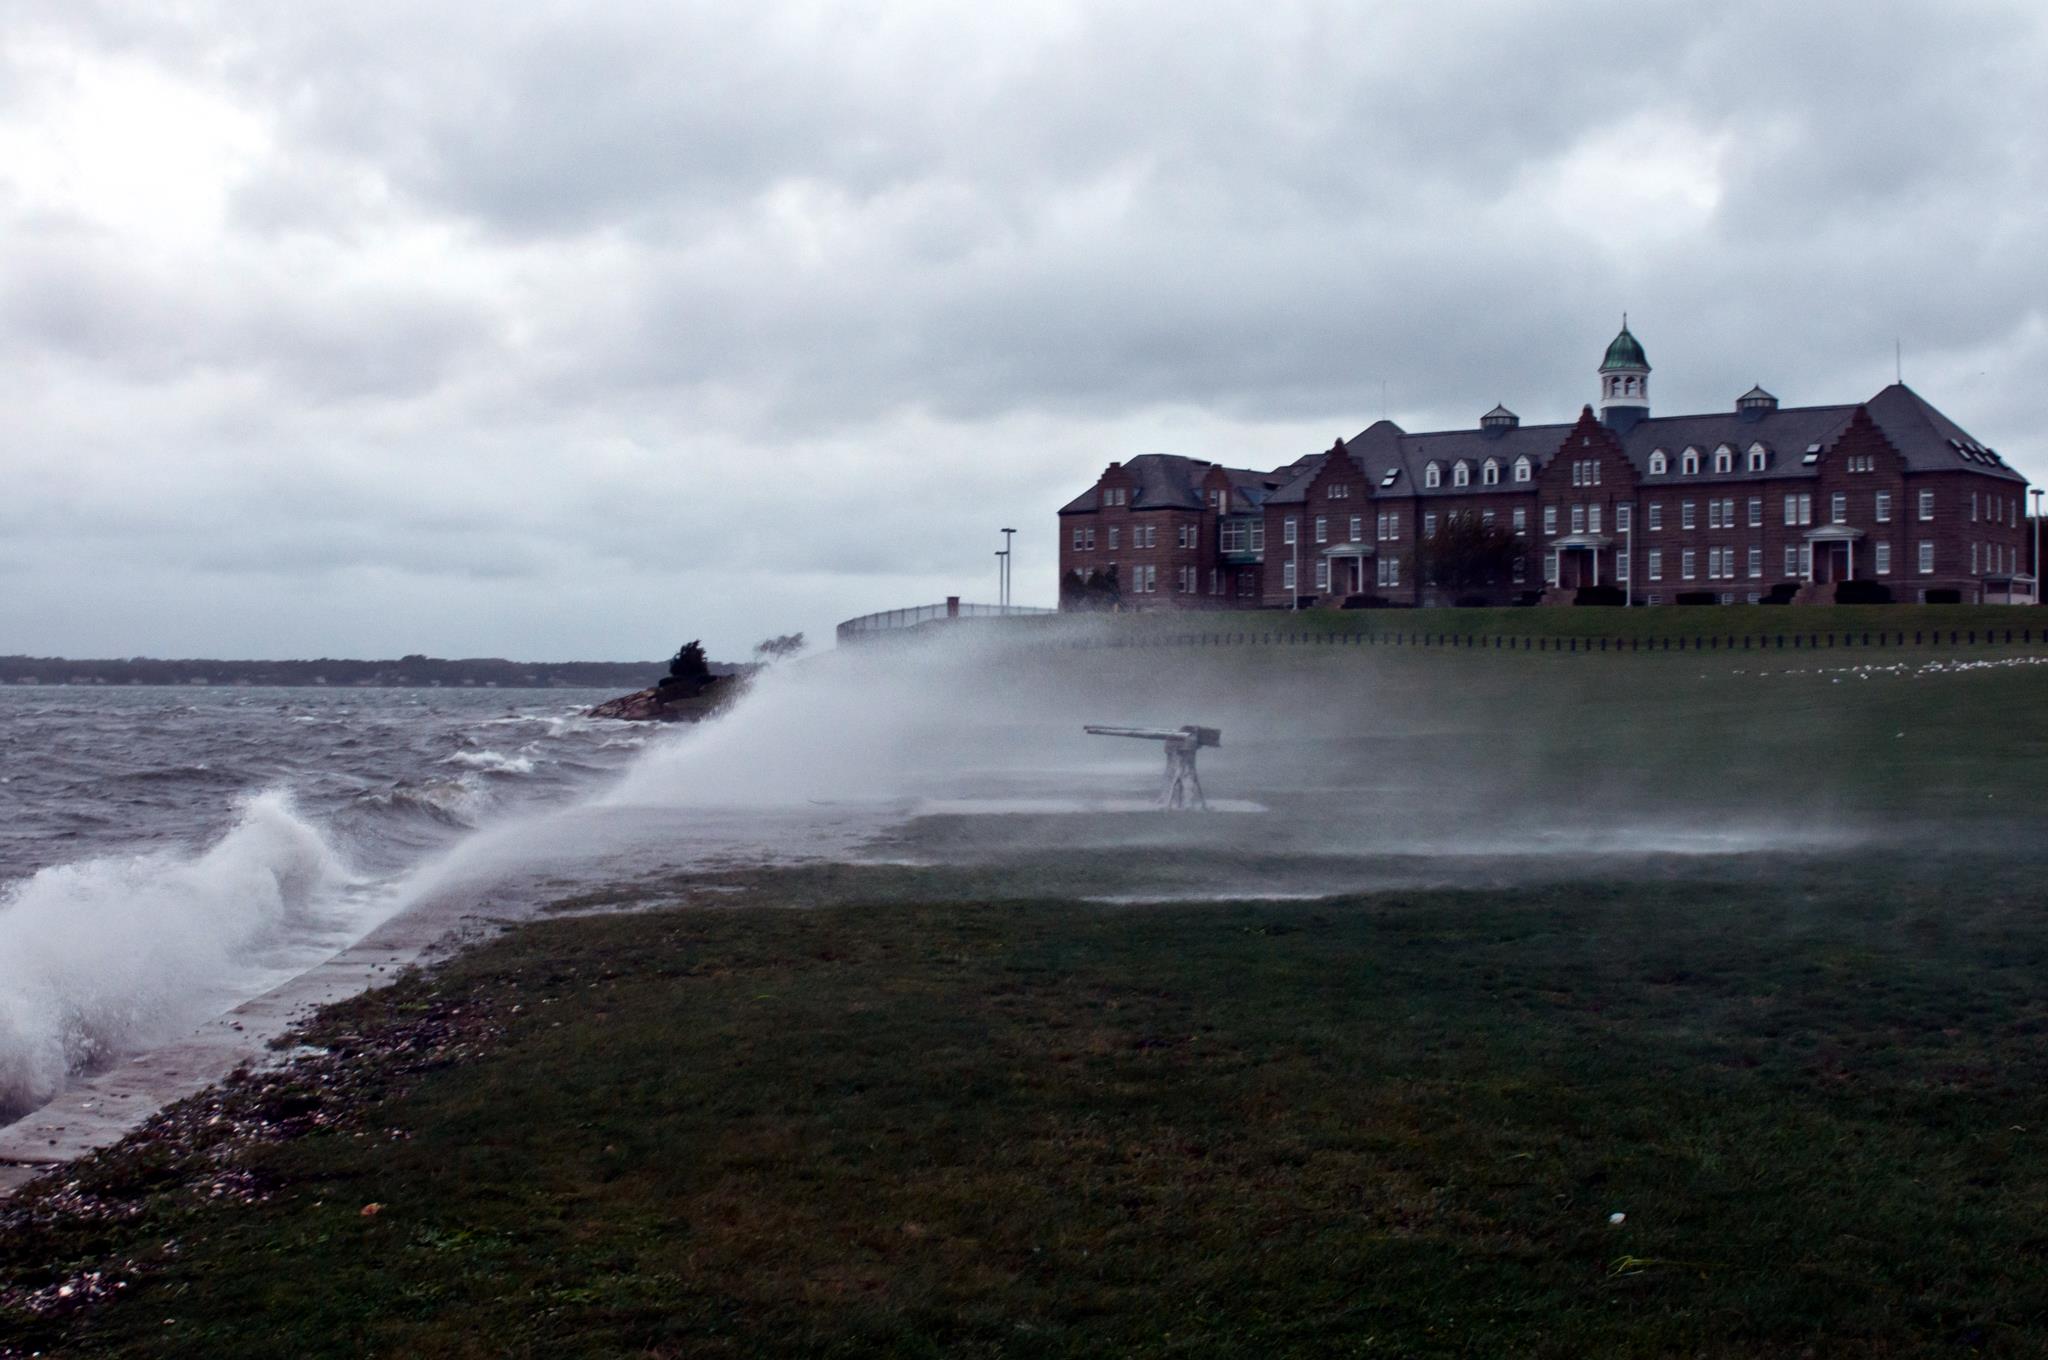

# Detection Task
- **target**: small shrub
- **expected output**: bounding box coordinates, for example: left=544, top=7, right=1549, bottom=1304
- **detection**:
left=1573, top=585, right=1626, bottom=607
left=1835, top=580, right=1894, bottom=605
left=1925, top=588, right=1963, bottom=605
left=1675, top=591, right=1719, bottom=606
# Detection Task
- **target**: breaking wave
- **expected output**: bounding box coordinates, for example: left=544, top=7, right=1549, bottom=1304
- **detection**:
left=0, top=791, right=348, bottom=1120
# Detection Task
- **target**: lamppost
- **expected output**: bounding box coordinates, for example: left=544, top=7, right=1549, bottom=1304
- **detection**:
left=1000, top=527, right=1016, bottom=611
left=2033, top=488, right=2043, bottom=605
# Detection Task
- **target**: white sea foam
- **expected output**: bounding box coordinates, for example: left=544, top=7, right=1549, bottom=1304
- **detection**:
left=441, top=748, right=538, bottom=776
left=0, top=790, right=352, bottom=1118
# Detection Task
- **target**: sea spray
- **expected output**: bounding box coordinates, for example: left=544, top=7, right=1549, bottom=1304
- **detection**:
left=0, top=790, right=349, bottom=1119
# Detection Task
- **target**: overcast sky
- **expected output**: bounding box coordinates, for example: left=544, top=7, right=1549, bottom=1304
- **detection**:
left=3, top=1, right=2043, bottom=661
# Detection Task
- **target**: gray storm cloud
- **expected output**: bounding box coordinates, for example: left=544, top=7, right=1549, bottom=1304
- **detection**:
left=2, top=0, right=2043, bottom=659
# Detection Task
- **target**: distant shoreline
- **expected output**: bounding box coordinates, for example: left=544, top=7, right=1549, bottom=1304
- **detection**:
left=0, top=655, right=746, bottom=691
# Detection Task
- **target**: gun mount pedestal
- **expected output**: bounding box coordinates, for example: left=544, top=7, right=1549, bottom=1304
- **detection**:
left=1084, top=725, right=1222, bottom=810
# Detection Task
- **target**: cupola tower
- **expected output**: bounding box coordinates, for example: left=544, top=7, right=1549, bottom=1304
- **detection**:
left=1598, top=317, right=1651, bottom=433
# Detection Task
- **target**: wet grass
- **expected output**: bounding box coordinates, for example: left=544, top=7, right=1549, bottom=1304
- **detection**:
left=7, top=857, right=2048, bottom=1358
left=1022, top=602, right=2047, bottom=643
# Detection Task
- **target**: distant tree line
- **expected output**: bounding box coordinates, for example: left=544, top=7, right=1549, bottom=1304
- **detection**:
left=0, top=654, right=748, bottom=690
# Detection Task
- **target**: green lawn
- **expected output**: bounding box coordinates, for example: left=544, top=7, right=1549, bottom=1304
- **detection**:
left=6, top=856, right=2048, bottom=1358
left=1016, top=602, right=2046, bottom=643
left=6, top=640, right=2048, bottom=1357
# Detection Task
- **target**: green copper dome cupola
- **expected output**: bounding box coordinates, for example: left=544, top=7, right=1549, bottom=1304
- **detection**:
left=1598, top=315, right=1651, bottom=432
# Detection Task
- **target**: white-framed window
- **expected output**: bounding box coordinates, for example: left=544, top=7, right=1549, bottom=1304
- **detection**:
left=1799, top=544, right=1812, bottom=576
left=1513, top=456, right=1532, bottom=483
left=1424, top=462, right=1442, bottom=488
left=1145, top=524, right=1158, bottom=547
left=1086, top=528, right=1096, bottom=549
left=1682, top=447, right=1701, bottom=475
left=1748, top=445, right=1768, bottom=472
left=1482, top=458, right=1500, bottom=485
left=1831, top=492, right=1846, bottom=524
left=1589, top=505, right=1603, bottom=534
left=1798, top=494, right=1812, bottom=526
left=1375, top=512, right=1387, bottom=541
left=1329, top=483, right=1350, bottom=499
left=1708, top=500, right=1723, bottom=530
left=1919, top=490, right=1935, bottom=521
left=1748, top=497, right=1762, bottom=528
left=1424, top=511, right=1439, bottom=536
left=1649, top=449, right=1668, bottom=475
left=1545, top=550, right=1559, bottom=586
left=1145, top=565, right=1158, bottom=592
left=1648, top=549, right=1663, bottom=581
left=1748, top=546, right=1762, bottom=578
left=1876, top=541, right=1892, bottom=574
left=1682, top=549, right=1697, bottom=580
left=1784, top=545, right=1799, bottom=577
left=1383, top=513, right=1396, bottom=541
left=1616, top=504, right=1632, bottom=533
left=1387, top=556, right=1400, bottom=587
left=1282, top=560, right=1296, bottom=590
left=1283, top=517, right=1297, bottom=545
left=1647, top=503, right=1663, bottom=531
left=1714, top=445, right=1734, bottom=473
left=1972, top=542, right=1980, bottom=573
left=1315, top=558, right=1330, bottom=591
left=1543, top=505, right=1557, bottom=535
left=1681, top=500, right=1696, bottom=530
left=1513, top=506, right=1527, bottom=535
left=1349, top=515, right=1362, bottom=542
left=1072, top=527, right=1084, bottom=550
left=1571, top=504, right=1586, bottom=533
left=1108, top=527, right=1119, bottom=549
left=1617, top=550, right=1630, bottom=581
left=1315, top=516, right=1327, bottom=544
left=1919, top=541, right=1934, bottom=573
left=1453, top=461, right=1470, bottom=487
left=1972, top=492, right=1979, bottom=522
left=1250, top=520, right=1265, bottom=551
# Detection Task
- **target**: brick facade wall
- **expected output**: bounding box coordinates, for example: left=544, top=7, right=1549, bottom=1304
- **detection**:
left=1061, top=408, right=2031, bottom=612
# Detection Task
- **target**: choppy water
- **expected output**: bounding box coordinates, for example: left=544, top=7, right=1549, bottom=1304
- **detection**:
left=0, top=686, right=650, bottom=1121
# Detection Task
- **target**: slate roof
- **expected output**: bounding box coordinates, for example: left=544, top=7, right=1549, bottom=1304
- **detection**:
left=1057, top=453, right=1282, bottom=515
left=1066, top=383, right=2021, bottom=516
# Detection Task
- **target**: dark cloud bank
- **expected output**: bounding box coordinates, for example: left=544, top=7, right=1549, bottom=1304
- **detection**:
left=3, top=0, right=2043, bottom=658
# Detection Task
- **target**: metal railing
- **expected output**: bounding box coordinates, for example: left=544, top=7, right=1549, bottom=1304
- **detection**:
left=836, top=601, right=1054, bottom=644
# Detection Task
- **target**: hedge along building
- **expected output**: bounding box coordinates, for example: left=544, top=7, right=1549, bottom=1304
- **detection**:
left=1056, top=324, right=2035, bottom=609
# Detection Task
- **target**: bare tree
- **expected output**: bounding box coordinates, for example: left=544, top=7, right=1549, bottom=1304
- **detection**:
left=753, top=632, right=807, bottom=662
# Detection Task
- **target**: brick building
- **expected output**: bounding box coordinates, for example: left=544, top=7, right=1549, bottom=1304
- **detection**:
left=1057, top=325, right=2035, bottom=609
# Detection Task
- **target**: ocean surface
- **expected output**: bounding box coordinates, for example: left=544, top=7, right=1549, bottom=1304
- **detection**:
left=0, top=685, right=658, bottom=1123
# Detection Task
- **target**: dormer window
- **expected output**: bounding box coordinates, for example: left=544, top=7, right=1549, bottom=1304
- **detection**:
left=1747, top=443, right=1768, bottom=472
left=1649, top=449, right=1668, bottom=476
left=1452, top=461, right=1470, bottom=487
left=1424, top=461, right=1441, bottom=488
left=1482, top=458, right=1500, bottom=486
left=1681, top=447, right=1701, bottom=475
left=1512, top=456, right=1532, bottom=483
left=1713, top=445, right=1734, bottom=474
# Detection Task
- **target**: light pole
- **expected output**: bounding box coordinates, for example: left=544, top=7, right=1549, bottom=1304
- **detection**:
left=1000, top=527, right=1016, bottom=611
left=995, top=550, right=1008, bottom=611
left=2033, top=488, right=2043, bottom=605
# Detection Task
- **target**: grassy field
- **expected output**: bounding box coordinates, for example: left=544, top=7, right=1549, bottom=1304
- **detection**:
left=5, top=852, right=2048, bottom=1358
left=1012, top=601, right=2046, bottom=643
left=5, top=640, right=2047, bottom=1358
